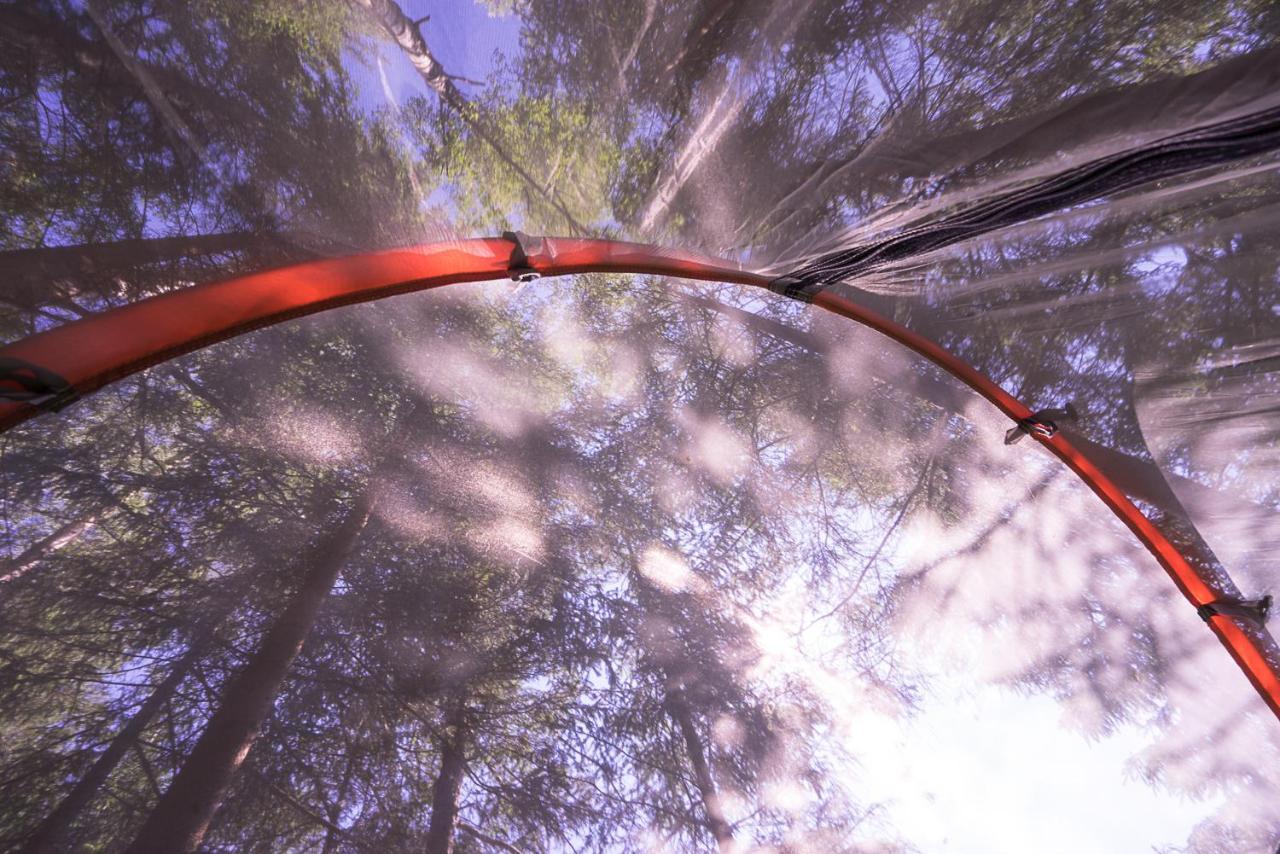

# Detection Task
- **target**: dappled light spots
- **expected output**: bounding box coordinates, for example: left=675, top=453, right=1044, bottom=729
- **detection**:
left=262, top=407, right=367, bottom=464
left=639, top=544, right=696, bottom=593
left=673, top=406, right=753, bottom=486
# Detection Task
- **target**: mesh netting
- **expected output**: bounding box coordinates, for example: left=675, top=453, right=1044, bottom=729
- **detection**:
left=2, top=1, right=1279, bottom=851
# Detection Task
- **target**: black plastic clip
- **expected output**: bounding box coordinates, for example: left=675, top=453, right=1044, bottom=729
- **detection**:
left=502, top=230, right=542, bottom=283
left=1005, top=403, right=1077, bottom=445
left=767, top=274, right=824, bottom=303
left=1198, top=594, right=1272, bottom=626
left=0, top=357, right=78, bottom=412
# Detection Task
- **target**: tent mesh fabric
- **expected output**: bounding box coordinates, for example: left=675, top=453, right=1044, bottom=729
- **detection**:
left=1, top=1, right=1279, bottom=851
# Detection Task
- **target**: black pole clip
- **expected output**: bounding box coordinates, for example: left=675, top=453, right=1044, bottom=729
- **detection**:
left=502, top=231, right=542, bottom=283
left=1005, top=403, right=1078, bottom=445
left=0, top=356, right=78, bottom=412
left=1198, top=594, right=1272, bottom=626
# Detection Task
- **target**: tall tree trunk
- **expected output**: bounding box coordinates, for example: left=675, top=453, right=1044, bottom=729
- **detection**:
left=0, top=512, right=102, bottom=586
left=123, top=488, right=376, bottom=854
left=424, top=704, right=469, bottom=854
left=21, top=620, right=219, bottom=853
left=659, top=0, right=741, bottom=79
left=1, top=232, right=263, bottom=287
left=666, top=688, right=734, bottom=849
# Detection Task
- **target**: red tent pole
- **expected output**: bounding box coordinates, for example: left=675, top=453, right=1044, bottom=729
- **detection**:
left=809, top=289, right=1280, bottom=721
left=2, top=234, right=1277, bottom=719
left=0, top=237, right=753, bottom=432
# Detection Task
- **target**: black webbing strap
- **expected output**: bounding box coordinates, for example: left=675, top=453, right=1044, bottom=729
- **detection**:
left=0, top=356, right=77, bottom=411
left=1005, top=403, right=1077, bottom=445
left=502, top=231, right=542, bottom=282
left=1005, top=415, right=1059, bottom=444
left=766, top=274, right=824, bottom=303
left=1198, top=594, right=1273, bottom=625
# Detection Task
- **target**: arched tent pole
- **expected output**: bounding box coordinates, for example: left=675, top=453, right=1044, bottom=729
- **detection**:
left=1, top=234, right=1277, bottom=719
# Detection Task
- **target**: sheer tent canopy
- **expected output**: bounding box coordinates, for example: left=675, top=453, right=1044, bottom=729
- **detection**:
left=1, top=1, right=1278, bottom=852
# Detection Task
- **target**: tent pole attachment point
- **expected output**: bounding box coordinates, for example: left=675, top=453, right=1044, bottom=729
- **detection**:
left=1005, top=403, right=1078, bottom=445
left=0, top=356, right=78, bottom=412
left=1199, top=595, right=1273, bottom=626
left=767, top=274, right=823, bottom=303
left=503, top=230, right=542, bottom=282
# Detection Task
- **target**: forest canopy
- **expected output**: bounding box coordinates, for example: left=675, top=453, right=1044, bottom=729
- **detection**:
left=1, top=1, right=1279, bottom=852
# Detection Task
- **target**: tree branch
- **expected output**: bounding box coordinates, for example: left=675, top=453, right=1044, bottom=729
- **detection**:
left=458, top=821, right=526, bottom=854
left=347, top=0, right=588, bottom=233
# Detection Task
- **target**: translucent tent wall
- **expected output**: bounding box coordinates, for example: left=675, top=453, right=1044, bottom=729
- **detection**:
left=1, top=1, right=1278, bottom=852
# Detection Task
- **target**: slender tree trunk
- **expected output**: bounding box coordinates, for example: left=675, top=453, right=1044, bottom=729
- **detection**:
left=123, top=489, right=376, bottom=854
left=21, top=622, right=218, bottom=853
left=321, top=751, right=358, bottom=854
left=0, top=230, right=306, bottom=315
left=666, top=688, right=734, bottom=849
left=347, top=0, right=585, bottom=233
left=1, top=232, right=261, bottom=286
left=0, top=513, right=102, bottom=586
left=424, top=705, right=469, bottom=854
left=629, top=562, right=735, bottom=849
left=659, top=0, right=741, bottom=78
